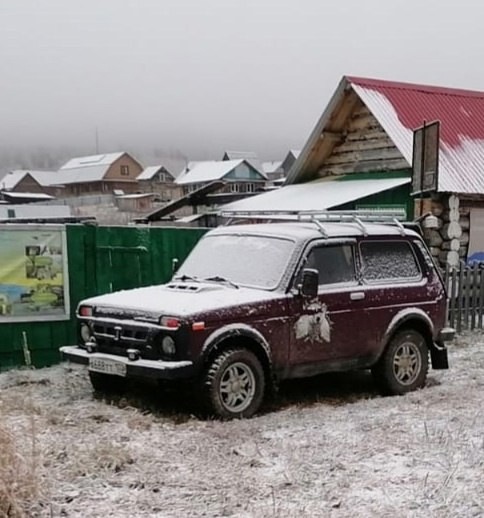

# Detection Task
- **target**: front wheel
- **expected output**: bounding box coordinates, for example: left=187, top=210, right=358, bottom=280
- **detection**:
left=372, top=330, right=429, bottom=395
left=202, top=348, right=265, bottom=419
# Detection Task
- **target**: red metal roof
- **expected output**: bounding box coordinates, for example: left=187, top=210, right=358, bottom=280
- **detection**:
left=347, top=76, right=484, bottom=194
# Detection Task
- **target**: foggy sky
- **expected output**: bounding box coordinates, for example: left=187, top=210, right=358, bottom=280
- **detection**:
left=1, top=0, right=483, bottom=160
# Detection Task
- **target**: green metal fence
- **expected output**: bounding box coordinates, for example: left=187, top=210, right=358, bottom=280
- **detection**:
left=0, top=224, right=207, bottom=370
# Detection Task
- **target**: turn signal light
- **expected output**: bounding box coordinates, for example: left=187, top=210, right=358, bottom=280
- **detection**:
left=192, top=322, right=205, bottom=331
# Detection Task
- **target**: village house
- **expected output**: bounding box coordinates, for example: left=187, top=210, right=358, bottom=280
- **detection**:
left=176, top=159, right=267, bottom=198
left=224, top=76, right=484, bottom=267
left=0, top=169, right=63, bottom=198
left=56, top=152, right=143, bottom=196
left=136, top=164, right=182, bottom=201
left=0, top=152, right=144, bottom=199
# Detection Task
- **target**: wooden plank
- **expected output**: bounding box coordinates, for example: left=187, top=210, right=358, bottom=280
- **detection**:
left=457, top=264, right=465, bottom=333
left=463, top=264, right=471, bottom=330
left=479, top=265, right=484, bottom=329
left=471, top=262, right=479, bottom=330
left=449, top=266, right=458, bottom=330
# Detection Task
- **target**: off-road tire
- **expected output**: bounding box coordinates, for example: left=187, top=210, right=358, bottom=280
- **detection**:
left=372, top=329, right=429, bottom=396
left=89, top=371, right=127, bottom=394
left=202, top=348, right=265, bottom=419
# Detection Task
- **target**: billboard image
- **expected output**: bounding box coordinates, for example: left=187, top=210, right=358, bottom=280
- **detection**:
left=0, top=225, right=70, bottom=322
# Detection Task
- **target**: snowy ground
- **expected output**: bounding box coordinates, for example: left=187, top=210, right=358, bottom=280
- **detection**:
left=1, top=333, right=483, bottom=517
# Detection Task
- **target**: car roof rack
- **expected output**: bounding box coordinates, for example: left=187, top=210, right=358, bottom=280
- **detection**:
left=220, top=209, right=408, bottom=237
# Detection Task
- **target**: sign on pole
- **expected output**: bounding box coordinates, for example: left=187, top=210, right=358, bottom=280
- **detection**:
left=412, top=120, right=440, bottom=196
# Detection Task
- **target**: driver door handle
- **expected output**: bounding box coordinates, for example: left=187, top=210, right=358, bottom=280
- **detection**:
left=350, top=291, right=365, bottom=301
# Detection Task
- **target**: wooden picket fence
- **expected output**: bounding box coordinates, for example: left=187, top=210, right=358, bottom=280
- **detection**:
left=445, top=262, right=484, bottom=333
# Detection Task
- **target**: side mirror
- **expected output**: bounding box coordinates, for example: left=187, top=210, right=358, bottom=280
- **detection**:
left=301, top=268, right=319, bottom=298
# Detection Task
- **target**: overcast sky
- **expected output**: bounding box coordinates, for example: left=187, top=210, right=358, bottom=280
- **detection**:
left=1, top=0, right=483, bottom=160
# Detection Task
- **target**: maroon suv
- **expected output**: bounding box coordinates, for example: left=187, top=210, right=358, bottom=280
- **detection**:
left=61, top=219, right=454, bottom=418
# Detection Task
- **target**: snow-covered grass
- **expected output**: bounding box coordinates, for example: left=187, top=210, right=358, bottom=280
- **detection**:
left=0, top=333, right=483, bottom=517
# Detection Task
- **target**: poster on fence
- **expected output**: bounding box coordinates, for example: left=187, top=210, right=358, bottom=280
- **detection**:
left=0, top=225, right=70, bottom=322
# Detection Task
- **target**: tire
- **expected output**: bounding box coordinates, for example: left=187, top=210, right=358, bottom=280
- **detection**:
left=89, top=371, right=127, bottom=394
left=372, top=330, right=429, bottom=396
left=202, top=348, right=265, bottom=419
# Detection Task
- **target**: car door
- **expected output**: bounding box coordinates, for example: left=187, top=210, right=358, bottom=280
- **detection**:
left=287, top=240, right=370, bottom=370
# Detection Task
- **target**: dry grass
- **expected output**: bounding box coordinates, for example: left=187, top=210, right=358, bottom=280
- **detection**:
left=0, top=416, right=42, bottom=517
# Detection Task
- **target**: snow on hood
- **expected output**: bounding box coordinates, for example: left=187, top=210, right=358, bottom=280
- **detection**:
left=80, top=282, right=281, bottom=318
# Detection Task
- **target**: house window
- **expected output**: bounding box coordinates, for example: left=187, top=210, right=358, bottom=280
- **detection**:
left=120, top=165, right=130, bottom=176
left=230, top=183, right=240, bottom=193
left=247, top=183, right=255, bottom=193
left=158, top=172, right=166, bottom=183
left=7, top=209, right=15, bottom=218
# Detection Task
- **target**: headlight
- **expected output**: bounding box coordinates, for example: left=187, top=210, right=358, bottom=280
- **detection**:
left=80, top=323, right=92, bottom=343
left=161, top=336, right=176, bottom=355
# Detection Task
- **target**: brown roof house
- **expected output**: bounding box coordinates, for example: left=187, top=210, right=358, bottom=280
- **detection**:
left=57, top=152, right=143, bottom=196
left=0, top=169, right=63, bottom=198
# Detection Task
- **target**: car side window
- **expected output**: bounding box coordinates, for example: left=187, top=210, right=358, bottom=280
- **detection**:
left=360, top=241, right=421, bottom=282
left=304, top=244, right=356, bottom=285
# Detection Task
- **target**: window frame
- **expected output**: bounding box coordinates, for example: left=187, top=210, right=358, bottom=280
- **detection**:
left=292, top=239, right=359, bottom=291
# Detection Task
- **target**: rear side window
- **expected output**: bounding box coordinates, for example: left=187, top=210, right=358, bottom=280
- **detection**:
left=305, top=244, right=356, bottom=285
left=360, top=241, right=420, bottom=282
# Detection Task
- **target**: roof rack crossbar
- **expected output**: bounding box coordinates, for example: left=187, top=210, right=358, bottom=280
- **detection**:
left=393, top=218, right=406, bottom=236
left=351, top=216, right=368, bottom=236
left=308, top=216, right=328, bottom=238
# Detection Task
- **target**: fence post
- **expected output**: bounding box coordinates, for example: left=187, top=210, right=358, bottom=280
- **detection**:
left=457, top=262, right=465, bottom=334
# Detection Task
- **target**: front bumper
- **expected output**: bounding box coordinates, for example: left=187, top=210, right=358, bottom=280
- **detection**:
left=60, top=346, right=194, bottom=380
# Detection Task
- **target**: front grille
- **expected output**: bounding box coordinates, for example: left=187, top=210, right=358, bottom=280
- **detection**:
left=88, top=319, right=177, bottom=361
left=93, top=323, right=148, bottom=343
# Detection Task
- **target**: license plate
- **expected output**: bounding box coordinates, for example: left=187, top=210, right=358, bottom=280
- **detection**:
left=88, top=357, right=127, bottom=377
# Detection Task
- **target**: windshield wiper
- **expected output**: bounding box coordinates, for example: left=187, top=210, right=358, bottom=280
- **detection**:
left=173, top=274, right=200, bottom=282
left=204, top=276, right=239, bottom=289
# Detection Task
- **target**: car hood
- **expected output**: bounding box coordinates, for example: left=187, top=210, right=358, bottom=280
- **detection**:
left=80, top=281, right=284, bottom=319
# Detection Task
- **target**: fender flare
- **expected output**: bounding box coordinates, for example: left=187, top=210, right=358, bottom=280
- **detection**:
left=201, top=323, right=272, bottom=367
left=382, top=308, right=434, bottom=352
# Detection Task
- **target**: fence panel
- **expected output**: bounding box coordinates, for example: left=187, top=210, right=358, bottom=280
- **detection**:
left=445, top=262, right=484, bottom=333
left=0, top=224, right=207, bottom=370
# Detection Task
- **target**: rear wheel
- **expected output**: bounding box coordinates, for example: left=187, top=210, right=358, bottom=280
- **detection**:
left=203, top=348, right=265, bottom=419
left=372, top=330, right=429, bottom=395
left=89, top=371, right=127, bottom=394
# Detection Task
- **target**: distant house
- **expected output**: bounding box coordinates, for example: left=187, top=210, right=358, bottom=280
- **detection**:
left=262, top=150, right=301, bottom=185
left=176, top=159, right=267, bottom=199
left=137, top=165, right=182, bottom=201
left=281, top=149, right=301, bottom=175
left=262, top=161, right=284, bottom=183
left=0, top=170, right=63, bottom=197
left=57, top=152, right=143, bottom=196
left=222, top=151, right=263, bottom=174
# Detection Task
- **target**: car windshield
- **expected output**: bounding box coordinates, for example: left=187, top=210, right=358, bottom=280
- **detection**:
left=176, top=233, right=296, bottom=290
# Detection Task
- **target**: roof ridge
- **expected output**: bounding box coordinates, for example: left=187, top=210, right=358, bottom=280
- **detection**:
left=347, top=75, right=484, bottom=99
